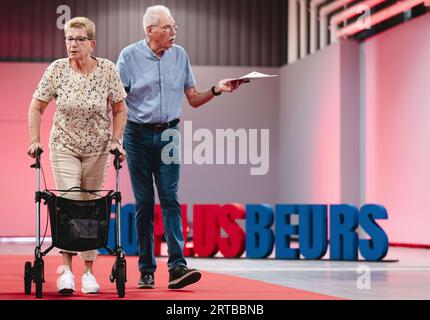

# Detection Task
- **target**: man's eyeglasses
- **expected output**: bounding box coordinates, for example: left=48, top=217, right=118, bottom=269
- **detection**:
left=152, top=24, right=179, bottom=33
left=64, top=36, right=92, bottom=45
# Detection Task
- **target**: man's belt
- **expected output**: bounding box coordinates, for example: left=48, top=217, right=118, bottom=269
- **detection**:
left=128, top=119, right=180, bottom=132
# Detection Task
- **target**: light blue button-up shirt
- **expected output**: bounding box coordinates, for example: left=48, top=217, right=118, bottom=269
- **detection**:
left=116, top=39, right=196, bottom=124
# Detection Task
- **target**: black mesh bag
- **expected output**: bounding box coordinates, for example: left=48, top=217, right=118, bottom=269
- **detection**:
left=44, top=189, right=114, bottom=252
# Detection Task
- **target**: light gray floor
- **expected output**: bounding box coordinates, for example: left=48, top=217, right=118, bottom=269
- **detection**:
left=2, top=240, right=429, bottom=300
left=186, top=251, right=430, bottom=300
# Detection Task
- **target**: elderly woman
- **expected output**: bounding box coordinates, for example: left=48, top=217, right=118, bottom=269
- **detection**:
left=27, top=17, right=127, bottom=295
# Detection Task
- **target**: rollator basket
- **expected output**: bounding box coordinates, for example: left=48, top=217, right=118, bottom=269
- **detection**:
left=44, top=190, right=114, bottom=252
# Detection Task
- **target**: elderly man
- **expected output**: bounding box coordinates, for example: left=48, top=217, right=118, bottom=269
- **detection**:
left=117, top=5, right=244, bottom=290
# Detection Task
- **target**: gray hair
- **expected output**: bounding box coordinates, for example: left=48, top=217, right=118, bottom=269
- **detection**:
left=143, top=5, right=172, bottom=35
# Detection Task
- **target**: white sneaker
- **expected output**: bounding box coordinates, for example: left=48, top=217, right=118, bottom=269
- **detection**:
left=56, top=265, right=75, bottom=295
left=81, top=269, right=100, bottom=294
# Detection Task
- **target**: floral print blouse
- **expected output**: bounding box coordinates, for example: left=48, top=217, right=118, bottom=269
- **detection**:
left=33, top=57, right=127, bottom=156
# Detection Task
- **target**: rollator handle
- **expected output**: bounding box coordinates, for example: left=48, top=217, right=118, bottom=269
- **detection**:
left=35, top=147, right=43, bottom=158
left=31, top=147, right=43, bottom=169
left=110, top=148, right=122, bottom=170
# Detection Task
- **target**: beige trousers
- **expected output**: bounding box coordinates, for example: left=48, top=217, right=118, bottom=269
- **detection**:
left=50, top=150, right=111, bottom=261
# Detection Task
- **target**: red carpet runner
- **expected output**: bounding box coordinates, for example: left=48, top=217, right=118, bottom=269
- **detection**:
left=0, top=255, right=341, bottom=300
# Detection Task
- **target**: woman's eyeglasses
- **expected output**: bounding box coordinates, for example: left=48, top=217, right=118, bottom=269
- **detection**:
left=64, top=36, right=92, bottom=45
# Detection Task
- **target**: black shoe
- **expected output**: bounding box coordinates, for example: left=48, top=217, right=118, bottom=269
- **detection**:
left=138, top=272, right=154, bottom=289
left=168, top=266, right=201, bottom=289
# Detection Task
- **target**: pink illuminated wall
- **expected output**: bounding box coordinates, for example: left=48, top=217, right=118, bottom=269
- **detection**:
left=278, top=41, right=360, bottom=205
left=362, top=13, right=430, bottom=245
left=0, top=63, right=56, bottom=236
left=277, top=14, right=430, bottom=246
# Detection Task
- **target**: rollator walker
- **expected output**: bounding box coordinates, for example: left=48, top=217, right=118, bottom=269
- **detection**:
left=24, top=147, right=127, bottom=298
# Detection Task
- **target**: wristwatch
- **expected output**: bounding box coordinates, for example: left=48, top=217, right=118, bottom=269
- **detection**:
left=110, top=137, right=122, bottom=145
left=211, top=86, right=222, bottom=96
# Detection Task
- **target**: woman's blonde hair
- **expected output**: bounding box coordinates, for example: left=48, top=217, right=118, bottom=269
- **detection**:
left=64, top=17, right=96, bottom=39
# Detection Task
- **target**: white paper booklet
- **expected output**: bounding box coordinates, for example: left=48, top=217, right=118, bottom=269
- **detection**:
left=234, top=71, right=278, bottom=81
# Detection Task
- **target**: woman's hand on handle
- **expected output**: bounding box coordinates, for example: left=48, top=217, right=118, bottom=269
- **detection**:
left=109, top=143, right=126, bottom=163
left=27, top=143, right=43, bottom=158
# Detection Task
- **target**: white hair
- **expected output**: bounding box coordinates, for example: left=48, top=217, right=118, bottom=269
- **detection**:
left=143, top=5, right=172, bottom=35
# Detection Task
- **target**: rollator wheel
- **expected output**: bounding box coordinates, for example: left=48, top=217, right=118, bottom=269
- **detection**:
left=116, top=262, right=126, bottom=298
left=24, top=261, right=32, bottom=295
left=34, top=260, right=44, bottom=299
